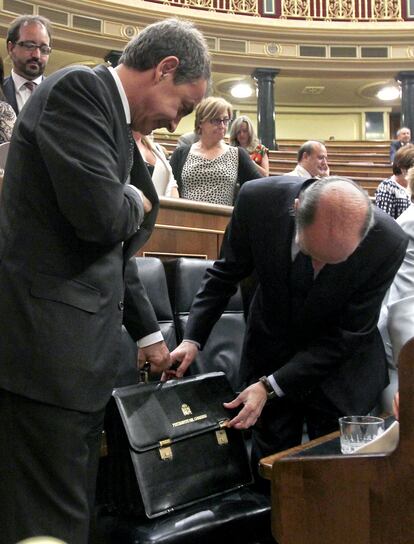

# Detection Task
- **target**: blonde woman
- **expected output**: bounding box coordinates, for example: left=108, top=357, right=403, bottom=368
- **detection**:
left=229, top=115, right=269, bottom=177
left=170, top=97, right=261, bottom=205
left=133, top=131, right=179, bottom=197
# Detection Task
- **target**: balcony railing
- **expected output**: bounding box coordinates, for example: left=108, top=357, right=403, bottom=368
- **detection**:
left=280, top=0, right=402, bottom=21
left=145, top=0, right=403, bottom=19
left=153, top=0, right=258, bottom=15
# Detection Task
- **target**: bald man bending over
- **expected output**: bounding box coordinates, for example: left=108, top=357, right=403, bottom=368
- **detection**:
left=169, top=176, right=408, bottom=479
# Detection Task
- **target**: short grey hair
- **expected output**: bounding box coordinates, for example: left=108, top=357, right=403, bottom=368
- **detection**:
left=119, top=19, right=211, bottom=84
left=296, top=176, right=374, bottom=240
left=397, top=126, right=411, bottom=137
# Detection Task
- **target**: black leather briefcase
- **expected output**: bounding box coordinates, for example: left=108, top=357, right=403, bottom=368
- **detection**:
left=106, top=371, right=252, bottom=518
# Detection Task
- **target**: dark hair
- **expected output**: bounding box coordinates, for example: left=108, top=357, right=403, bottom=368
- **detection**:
left=119, top=19, right=210, bottom=84
left=297, top=140, right=324, bottom=163
left=297, top=176, right=374, bottom=240
left=7, top=15, right=52, bottom=45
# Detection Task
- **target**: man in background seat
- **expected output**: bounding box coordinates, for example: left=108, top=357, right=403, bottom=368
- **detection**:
left=286, top=140, right=329, bottom=178
left=390, top=127, right=412, bottom=163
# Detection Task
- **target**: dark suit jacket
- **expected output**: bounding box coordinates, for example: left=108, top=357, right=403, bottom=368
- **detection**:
left=0, top=64, right=160, bottom=412
left=390, top=140, right=412, bottom=163
left=185, top=176, right=408, bottom=415
left=3, top=76, right=18, bottom=115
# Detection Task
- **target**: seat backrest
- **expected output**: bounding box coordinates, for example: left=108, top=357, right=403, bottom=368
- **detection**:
left=164, top=258, right=245, bottom=392
left=135, top=256, right=177, bottom=351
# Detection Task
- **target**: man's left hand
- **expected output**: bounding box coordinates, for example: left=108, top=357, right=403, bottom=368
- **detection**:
left=138, top=340, right=171, bottom=374
left=224, top=382, right=268, bottom=430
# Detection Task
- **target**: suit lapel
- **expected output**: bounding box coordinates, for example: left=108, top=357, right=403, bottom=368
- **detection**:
left=93, top=64, right=131, bottom=184
left=92, top=65, right=160, bottom=259
left=4, top=78, right=19, bottom=115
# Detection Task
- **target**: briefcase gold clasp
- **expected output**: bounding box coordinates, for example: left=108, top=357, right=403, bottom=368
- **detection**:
left=215, top=429, right=229, bottom=445
left=159, top=439, right=173, bottom=461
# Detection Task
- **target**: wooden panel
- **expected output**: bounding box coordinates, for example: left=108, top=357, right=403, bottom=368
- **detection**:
left=259, top=338, right=414, bottom=544
left=138, top=197, right=232, bottom=260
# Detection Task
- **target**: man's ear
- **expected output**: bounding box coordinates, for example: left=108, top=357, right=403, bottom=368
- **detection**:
left=294, top=198, right=300, bottom=211
left=157, top=56, right=179, bottom=82
left=6, top=41, right=13, bottom=55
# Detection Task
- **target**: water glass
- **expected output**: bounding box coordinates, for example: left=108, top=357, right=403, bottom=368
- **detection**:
left=339, top=415, right=385, bottom=454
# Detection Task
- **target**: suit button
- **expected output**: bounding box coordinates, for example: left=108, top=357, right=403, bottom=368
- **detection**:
left=118, top=301, right=124, bottom=311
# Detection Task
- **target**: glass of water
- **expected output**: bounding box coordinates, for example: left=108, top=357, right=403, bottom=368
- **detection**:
left=339, top=416, right=385, bottom=454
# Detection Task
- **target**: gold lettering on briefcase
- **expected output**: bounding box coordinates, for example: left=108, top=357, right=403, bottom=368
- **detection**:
left=171, top=414, right=207, bottom=427
left=181, top=403, right=192, bottom=416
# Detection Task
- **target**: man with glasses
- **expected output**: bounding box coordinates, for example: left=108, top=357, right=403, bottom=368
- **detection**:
left=4, top=15, right=52, bottom=114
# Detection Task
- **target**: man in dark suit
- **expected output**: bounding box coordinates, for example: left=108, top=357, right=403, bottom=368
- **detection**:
left=0, top=18, right=210, bottom=544
left=170, top=176, right=408, bottom=477
left=390, top=126, right=412, bottom=163
left=3, top=15, right=52, bottom=115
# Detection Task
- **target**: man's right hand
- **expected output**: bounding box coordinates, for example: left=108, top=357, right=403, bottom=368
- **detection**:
left=163, top=340, right=199, bottom=380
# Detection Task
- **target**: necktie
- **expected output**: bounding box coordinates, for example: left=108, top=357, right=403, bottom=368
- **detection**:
left=290, top=251, right=314, bottom=320
left=24, top=81, right=36, bottom=93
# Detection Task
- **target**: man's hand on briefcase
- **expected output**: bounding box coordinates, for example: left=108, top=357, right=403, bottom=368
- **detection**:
left=224, top=382, right=268, bottom=430
left=138, top=340, right=171, bottom=375
left=164, top=340, right=199, bottom=380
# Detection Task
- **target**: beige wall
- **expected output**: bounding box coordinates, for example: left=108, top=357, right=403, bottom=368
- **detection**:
left=157, top=108, right=390, bottom=141
left=276, top=112, right=363, bottom=140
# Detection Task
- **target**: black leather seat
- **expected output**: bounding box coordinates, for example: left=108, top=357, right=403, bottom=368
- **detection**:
left=164, top=257, right=245, bottom=392
left=135, top=257, right=177, bottom=352
left=101, top=488, right=272, bottom=544
left=96, top=257, right=271, bottom=544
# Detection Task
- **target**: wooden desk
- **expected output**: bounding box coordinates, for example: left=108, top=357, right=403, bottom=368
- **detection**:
left=139, top=197, right=233, bottom=260
left=259, top=338, right=414, bottom=544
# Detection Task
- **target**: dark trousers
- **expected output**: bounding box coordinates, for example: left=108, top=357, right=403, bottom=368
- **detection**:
left=250, top=392, right=343, bottom=489
left=0, top=388, right=105, bottom=544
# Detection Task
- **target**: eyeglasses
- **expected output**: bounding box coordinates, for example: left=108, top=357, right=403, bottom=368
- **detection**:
left=209, top=117, right=230, bottom=126
left=15, top=41, right=52, bottom=55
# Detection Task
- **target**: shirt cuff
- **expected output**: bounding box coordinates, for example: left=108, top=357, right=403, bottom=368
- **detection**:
left=127, top=184, right=144, bottom=203
left=267, top=374, right=285, bottom=397
left=183, top=338, right=201, bottom=350
left=137, top=331, right=164, bottom=348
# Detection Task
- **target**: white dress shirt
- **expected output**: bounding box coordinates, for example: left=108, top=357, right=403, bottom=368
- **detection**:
left=107, top=67, right=163, bottom=348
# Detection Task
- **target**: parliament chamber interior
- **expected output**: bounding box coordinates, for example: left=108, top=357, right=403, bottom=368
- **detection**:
left=1, top=0, right=414, bottom=543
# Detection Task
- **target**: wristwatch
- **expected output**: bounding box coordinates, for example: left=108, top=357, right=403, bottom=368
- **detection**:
left=259, top=376, right=276, bottom=400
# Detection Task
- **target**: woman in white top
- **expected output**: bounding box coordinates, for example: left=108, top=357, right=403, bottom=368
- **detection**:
left=133, top=131, right=179, bottom=198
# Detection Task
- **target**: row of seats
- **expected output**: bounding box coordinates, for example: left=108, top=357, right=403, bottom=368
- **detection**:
left=119, top=256, right=246, bottom=391
left=95, top=257, right=272, bottom=544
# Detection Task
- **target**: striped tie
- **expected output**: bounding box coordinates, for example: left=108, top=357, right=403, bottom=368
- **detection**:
left=24, top=81, right=36, bottom=93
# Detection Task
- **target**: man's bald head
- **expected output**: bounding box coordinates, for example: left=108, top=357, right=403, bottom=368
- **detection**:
left=295, top=177, right=374, bottom=268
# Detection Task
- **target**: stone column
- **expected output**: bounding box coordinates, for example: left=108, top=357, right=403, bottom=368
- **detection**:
left=396, top=71, right=414, bottom=136
left=105, top=50, right=122, bottom=67
left=252, top=68, right=279, bottom=150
